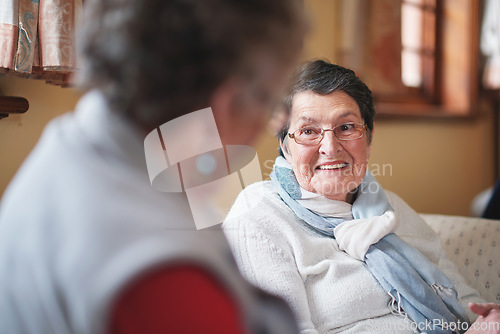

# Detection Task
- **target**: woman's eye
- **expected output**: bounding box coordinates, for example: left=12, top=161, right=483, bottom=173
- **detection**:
left=300, top=128, right=319, bottom=136
left=339, top=123, right=355, bottom=132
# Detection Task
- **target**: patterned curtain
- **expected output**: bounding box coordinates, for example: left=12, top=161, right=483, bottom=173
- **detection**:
left=0, top=0, right=82, bottom=86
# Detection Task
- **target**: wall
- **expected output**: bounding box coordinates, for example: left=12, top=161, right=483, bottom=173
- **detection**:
left=0, top=77, right=82, bottom=197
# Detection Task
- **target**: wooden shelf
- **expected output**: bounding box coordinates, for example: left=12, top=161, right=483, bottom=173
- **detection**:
left=0, top=96, right=29, bottom=119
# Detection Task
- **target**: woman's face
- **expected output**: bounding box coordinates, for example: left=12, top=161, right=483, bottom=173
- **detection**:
left=282, top=90, right=371, bottom=202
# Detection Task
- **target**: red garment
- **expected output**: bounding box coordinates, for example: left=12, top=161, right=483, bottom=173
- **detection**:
left=109, top=265, right=249, bottom=334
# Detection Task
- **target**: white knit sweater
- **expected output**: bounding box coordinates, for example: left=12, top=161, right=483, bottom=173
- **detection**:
left=223, top=181, right=484, bottom=334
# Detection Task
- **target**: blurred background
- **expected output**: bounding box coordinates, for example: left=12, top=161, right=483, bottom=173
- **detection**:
left=1, top=0, right=499, bottom=216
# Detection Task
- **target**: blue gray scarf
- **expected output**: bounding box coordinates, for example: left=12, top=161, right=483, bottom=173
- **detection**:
left=271, top=156, right=469, bottom=333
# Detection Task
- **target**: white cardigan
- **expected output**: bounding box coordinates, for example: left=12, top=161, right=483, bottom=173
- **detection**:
left=223, top=181, right=484, bottom=334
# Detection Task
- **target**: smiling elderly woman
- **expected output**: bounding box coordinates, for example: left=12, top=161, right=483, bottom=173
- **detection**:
left=223, top=60, right=500, bottom=334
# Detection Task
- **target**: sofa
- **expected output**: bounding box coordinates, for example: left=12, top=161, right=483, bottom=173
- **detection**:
left=422, top=214, right=500, bottom=304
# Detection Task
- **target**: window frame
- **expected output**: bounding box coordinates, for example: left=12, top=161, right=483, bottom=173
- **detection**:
left=373, top=0, right=481, bottom=118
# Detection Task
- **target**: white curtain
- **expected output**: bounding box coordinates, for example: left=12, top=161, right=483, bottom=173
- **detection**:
left=481, top=0, right=500, bottom=90
left=0, top=0, right=82, bottom=86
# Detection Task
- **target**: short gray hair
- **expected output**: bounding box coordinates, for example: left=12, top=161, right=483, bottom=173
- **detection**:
left=278, top=60, right=375, bottom=155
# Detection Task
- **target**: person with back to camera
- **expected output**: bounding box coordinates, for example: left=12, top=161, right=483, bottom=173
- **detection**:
left=223, top=60, right=500, bottom=333
left=0, top=1, right=307, bottom=333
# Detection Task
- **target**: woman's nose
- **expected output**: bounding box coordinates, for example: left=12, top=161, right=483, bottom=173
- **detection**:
left=318, top=130, right=341, bottom=156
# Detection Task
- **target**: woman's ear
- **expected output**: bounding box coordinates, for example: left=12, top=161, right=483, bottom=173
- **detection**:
left=210, top=77, right=267, bottom=145
left=210, top=78, right=238, bottom=124
left=367, top=121, right=375, bottom=146
left=366, top=122, right=374, bottom=160
left=209, top=78, right=246, bottom=145
left=280, top=139, right=292, bottom=161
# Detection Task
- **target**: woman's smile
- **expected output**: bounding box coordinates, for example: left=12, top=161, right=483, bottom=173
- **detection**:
left=315, top=161, right=350, bottom=171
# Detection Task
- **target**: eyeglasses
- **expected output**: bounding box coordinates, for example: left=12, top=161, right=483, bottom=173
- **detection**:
left=288, top=122, right=366, bottom=145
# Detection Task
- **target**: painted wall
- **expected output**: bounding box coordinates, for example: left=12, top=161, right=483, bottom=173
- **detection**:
left=0, top=77, right=82, bottom=197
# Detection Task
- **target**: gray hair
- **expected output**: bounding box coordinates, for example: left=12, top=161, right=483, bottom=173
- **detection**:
left=77, top=0, right=306, bottom=129
left=278, top=60, right=375, bottom=155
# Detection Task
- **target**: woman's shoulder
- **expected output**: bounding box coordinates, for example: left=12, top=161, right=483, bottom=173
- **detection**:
left=223, top=180, right=302, bottom=237
left=384, top=190, right=443, bottom=259
left=384, top=190, right=418, bottom=215
left=384, top=189, right=425, bottom=227
left=225, top=181, right=282, bottom=220
left=237, top=180, right=278, bottom=199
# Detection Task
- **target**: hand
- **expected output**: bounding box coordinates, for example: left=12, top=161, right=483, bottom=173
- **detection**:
left=465, top=302, right=500, bottom=333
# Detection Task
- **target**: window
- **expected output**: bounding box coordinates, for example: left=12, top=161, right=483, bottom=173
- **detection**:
left=334, top=0, right=480, bottom=117
left=401, top=0, right=436, bottom=91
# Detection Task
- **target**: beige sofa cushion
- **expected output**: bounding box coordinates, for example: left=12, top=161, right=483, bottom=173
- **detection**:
left=421, top=214, right=500, bottom=304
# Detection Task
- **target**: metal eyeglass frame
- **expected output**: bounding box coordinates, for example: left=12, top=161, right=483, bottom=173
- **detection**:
left=287, top=122, right=367, bottom=145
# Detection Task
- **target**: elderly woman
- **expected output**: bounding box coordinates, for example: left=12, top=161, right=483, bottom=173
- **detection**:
left=223, top=60, right=500, bottom=333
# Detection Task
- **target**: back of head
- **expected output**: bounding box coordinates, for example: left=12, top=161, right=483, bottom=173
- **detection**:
left=77, top=0, right=306, bottom=130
